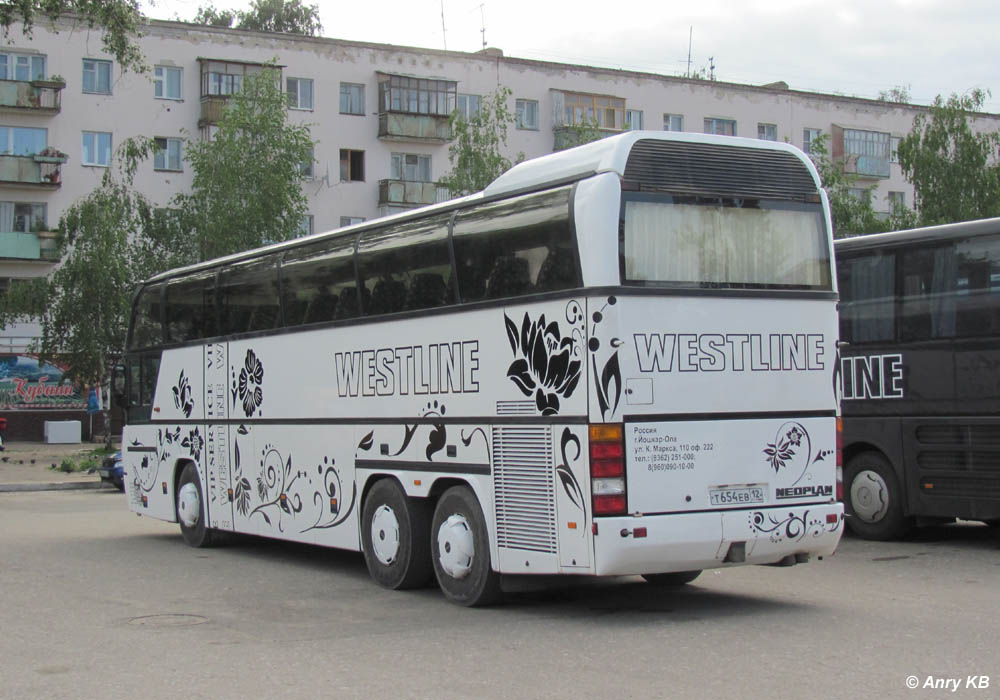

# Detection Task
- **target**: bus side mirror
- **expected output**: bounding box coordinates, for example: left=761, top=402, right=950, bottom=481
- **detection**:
left=112, top=365, right=126, bottom=404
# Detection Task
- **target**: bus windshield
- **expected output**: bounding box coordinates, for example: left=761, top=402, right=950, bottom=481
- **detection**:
left=622, top=196, right=831, bottom=289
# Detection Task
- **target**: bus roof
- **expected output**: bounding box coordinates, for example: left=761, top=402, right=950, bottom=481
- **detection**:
left=835, top=217, right=1000, bottom=254
left=145, top=130, right=821, bottom=285
left=484, top=130, right=820, bottom=198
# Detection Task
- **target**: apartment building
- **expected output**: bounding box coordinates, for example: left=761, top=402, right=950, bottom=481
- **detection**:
left=3, top=16, right=998, bottom=359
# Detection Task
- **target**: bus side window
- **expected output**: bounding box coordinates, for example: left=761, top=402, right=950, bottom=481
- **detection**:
left=955, top=235, right=1000, bottom=337
left=280, top=236, right=358, bottom=327
left=838, top=253, right=895, bottom=344
left=218, top=259, right=280, bottom=336
left=453, top=186, right=576, bottom=302
left=166, top=272, right=216, bottom=343
left=129, top=284, right=164, bottom=350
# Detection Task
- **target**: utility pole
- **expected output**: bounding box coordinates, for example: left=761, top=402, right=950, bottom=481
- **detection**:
left=686, top=26, right=692, bottom=78
left=440, top=0, right=447, bottom=50
left=479, top=4, right=487, bottom=49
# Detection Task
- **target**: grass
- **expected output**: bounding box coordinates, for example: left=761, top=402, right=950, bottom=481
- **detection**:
left=51, top=446, right=117, bottom=473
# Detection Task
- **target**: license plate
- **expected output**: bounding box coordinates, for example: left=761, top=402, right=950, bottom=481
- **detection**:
left=98, top=468, right=111, bottom=478
left=709, top=485, right=767, bottom=506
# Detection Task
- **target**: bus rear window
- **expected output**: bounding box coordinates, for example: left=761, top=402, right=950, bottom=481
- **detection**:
left=622, top=196, right=831, bottom=290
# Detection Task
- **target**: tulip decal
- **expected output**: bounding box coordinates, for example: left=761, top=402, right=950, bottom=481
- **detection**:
left=504, top=311, right=582, bottom=416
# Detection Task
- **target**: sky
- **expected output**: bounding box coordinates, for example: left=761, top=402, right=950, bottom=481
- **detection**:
left=141, top=0, right=1000, bottom=111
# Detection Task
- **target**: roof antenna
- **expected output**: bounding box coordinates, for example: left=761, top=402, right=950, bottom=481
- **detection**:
left=686, top=26, right=692, bottom=78
left=479, top=4, right=487, bottom=50
left=440, top=0, right=447, bottom=50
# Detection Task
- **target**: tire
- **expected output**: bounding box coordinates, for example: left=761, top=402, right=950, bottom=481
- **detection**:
left=844, top=451, right=912, bottom=540
left=431, top=485, right=501, bottom=607
left=641, top=570, right=702, bottom=586
left=360, top=479, right=433, bottom=590
left=177, top=463, right=215, bottom=548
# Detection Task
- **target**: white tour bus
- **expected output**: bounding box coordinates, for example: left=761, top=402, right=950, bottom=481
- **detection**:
left=121, top=131, right=844, bottom=605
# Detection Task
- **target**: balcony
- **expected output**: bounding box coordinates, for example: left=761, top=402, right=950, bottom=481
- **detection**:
left=377, top=113, right=452, bottom=143
left=199, top=94, right=229, bottom=127
left=832, top=125, right=891, bottom=179
left=0, top=230, right=59, bottom=261
left=0, top=78, right=64, bottom=115
left=0, top=151, right=67, bottom=188
left=378, top=179, right=450, bottom=209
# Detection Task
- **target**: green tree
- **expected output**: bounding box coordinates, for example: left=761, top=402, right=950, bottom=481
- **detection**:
left=191, top=0, right=322, bottom=35
left=897, top=89, right=1000, bottom=226
left=440, top=87, right=520, bottom=196
left=173, top=65, right=315, bottom=261
left=0, top=138, right=169, bottom=447
left=878, top=84, right=912, bottom=104
left=1, top=0, right=146, bottom=72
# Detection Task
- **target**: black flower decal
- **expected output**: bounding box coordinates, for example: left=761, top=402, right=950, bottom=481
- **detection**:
left=172, top=370, right=194, bottom=418
left=181, top=427, right=204, bottom=462
left=237, top=349, right=264, bottom=417
left=234, top=477, right=251, bottom=515
left=764, top=424, right=808, bottom=473
left=504, top=312, right=582, bottom=416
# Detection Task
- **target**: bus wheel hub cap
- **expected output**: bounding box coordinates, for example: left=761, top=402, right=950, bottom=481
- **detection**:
left=851, top=470, right=889, bottom=523
left=370, top=505, right=400, bottom=566
left=178, top=483, right=201, bottom=528
left=437, top=514, right=474, bottom=579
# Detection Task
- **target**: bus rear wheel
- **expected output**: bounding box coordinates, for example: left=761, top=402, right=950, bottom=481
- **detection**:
left=361, top=478, right=433, bottom=590
left=641, top=570, right=702, bottom=586
left=431, top=485, right=501, bottom=606
left=177, top=463, right=215, bottom=548
left=845, top=451, right=912, bottom=540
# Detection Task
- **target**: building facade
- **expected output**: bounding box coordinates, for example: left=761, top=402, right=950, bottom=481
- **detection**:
left=3, top=15, right=1000, bottom=359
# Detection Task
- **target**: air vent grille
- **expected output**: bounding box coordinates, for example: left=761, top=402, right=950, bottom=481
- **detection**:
left=492, top=426, right=557, bottom=553
left=624, top=139, right=819, bottom=201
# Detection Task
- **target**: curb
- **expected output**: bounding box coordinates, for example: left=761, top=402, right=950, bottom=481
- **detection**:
left=0, top=481, right=114, bottom=493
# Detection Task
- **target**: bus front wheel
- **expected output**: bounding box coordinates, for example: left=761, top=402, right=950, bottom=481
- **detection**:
left=360, top=479, right=433, bottom=590
left=845, top=452, right=912, bottom=540
left=177, top=463, right=215, bottom=548
left=431, top=485, right=501, bottom=606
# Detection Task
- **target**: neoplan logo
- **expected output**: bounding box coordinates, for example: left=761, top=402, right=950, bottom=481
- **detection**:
left=776, top=485, right=833, bottom=499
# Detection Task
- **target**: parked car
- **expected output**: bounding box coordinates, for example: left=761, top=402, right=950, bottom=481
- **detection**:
left=99, top=451, right=124, bottom=491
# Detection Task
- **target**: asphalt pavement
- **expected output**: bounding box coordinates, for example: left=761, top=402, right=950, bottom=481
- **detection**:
left=0, top=441, right=113, bottom=492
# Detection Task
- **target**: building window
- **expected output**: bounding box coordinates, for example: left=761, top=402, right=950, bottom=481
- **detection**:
left=391, top=153, right=431, bottom=181
left=0, top=202, right=46, bottom=233
left=0, top=126, right=47, bottom=155
left=298, top=215, right=313, bottom=237
left=516, top=99, right=539, bottom=130
left=339, top=82, right=365, bottom=115
left=803, top=128, right=821, bottom=155
left=456, top=94, right=481, bottom=120
left=379, top=74, right=456, bottom=116
left=154, top=65, right=182, bottom=100
left=888, top=191, right=906, bottom=209
left=557, top=91, right=625, bottom=129
left=704, top=118, right=736, bottom=136
left=200, top=61, right=262, bottom=97
left=626, top=110, right=644, bottom=131
left=82, top=131, right=112, bottom=167
left=82, top=59, right=112, bottom=94
left=758, top=123, right=777, bottom=141
left=663, top=113, right=684, bottom=131
left=0, top=52, right=46, bottom=81
left=153, top=137, right=182, bottom=171
left=890, top=136, right=901, bottom=164
left=840, top=127, right=891, bottom=178
left=287, top=77, right=313, bottom=110
left=339, top=149, right=364, bottom=182
left=340, top=216, right=365, bottom=227
left=299, top=146, right=314, bottom=179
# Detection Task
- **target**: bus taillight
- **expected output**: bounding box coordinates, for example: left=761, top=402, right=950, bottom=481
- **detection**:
left=836, top=417, right=844, bottom=501
left=590, top=424, right=626, bottom=516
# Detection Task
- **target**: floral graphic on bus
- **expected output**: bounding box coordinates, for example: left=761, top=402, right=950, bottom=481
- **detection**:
left=589, top=296, right=623, bottom=421
left=504, top=311, right=582, bottom=416
left=555, top=428, right=585, bottom=521
left=763, top=423, right=806, bottom=473
left=172, top=370, right=194, bottom=418
left=233, top=349, right=264, bottom=418
left=748, top=509, right=839, bottom=543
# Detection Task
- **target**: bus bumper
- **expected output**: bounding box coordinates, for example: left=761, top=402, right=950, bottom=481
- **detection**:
left=592, top=503, right=844, bottom=576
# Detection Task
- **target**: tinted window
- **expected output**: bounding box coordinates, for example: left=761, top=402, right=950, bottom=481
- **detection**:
left=217, top=258, right=280, bottom=336
left=129, top=284, right=164, bottom=350
left=838, top=252, right=895, bottom=343
left=165, top=272, right=216, bottom=343
left=357, top=214, right=454, bottom=315
left=281, top=236, right=358, bottom=326
left=453, top=187, right=577, bottom=302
